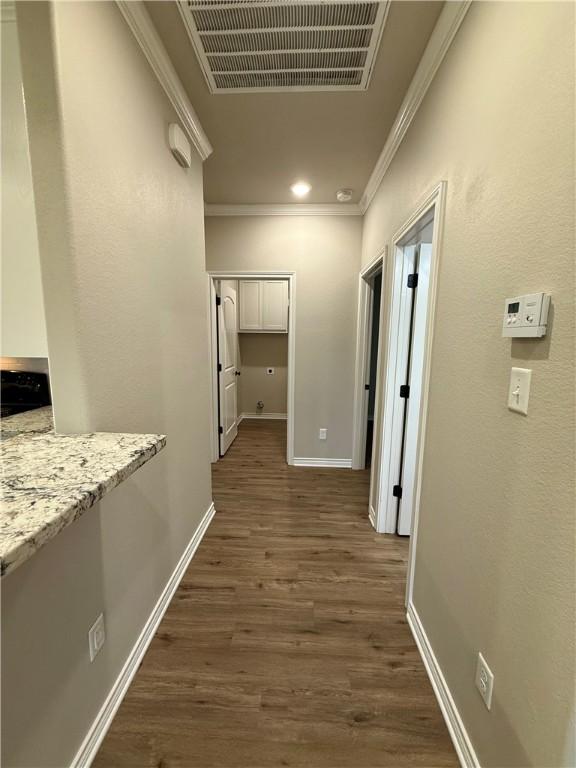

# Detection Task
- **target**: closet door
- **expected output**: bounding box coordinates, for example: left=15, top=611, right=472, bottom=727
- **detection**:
left=218, top=280, right=239, bottom=455
left=239, top=281, right=262, bottom=330
left=262, top=280, right=288, bottom=331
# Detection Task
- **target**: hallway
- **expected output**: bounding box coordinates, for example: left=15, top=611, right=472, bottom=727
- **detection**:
left=94, top=420, right=457, bottom=767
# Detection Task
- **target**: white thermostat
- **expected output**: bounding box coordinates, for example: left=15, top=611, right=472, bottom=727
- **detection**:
left=502, top=292, right=550, bottom=338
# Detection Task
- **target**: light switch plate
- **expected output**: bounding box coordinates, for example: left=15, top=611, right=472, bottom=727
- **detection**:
left=508, top=367, right=532, bottom=415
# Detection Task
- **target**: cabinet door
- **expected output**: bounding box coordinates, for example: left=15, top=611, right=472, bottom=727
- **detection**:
left=262, top=280, right=288, bottom=331
left=239, top=280, right=262, bottom=330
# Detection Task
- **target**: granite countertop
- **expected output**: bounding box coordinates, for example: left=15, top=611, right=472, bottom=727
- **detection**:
left=1, top=407, right=166, bottom=578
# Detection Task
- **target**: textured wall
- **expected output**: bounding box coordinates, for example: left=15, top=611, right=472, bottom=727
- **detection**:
left=4, top=2, right=213, bottom=766
left=362, top=3, right=575, bottom=766
left=239, top=333, right=288, bottom=415
left=1, top=17, right=48, bottom=358
left=205, top=215, right=363, bottom=461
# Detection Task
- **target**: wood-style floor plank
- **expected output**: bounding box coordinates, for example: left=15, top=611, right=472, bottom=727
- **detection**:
left=94, top=420, right=457, bottom=767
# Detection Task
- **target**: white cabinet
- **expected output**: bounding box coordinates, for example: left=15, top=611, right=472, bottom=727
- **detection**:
left=239, top=280, right=262, bottom=331
left=239, top=280, right=288, bottom=333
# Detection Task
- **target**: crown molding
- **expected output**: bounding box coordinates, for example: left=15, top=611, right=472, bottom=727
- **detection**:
left=115, top=1, right=212, bottom=161
left=1, top=1, right=16, bottom=23
left=359, top=1, right=471, bottom=213
left=205, top=203, right=363, bottom=217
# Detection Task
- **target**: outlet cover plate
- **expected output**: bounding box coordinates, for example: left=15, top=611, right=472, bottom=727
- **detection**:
left=475, top=651, right=494, bottom=710
left=319, top=428, right=327, bottom=440
left=88, top=613, right=106, bottom=662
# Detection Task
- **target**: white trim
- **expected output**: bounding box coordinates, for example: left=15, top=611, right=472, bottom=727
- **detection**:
left=70, top=502, right=216, bottom=768
left=292, top=457, right=352, bottom=469
left=407, top=602, right=480, bottom=768
left=205, top=204, right=362, bottom=217
left=359, top=2, right=470, bottom=212
left=351, top=246, right=387, bottom=470
left=368, top=505, right=376, bottom=529
left=404, top=183, right=446, bottom=603
left=115, top=1, right=212, bottom=161
left=208, top=278, right=219, bottom=463
left=369, top=182, right=446, bottom=609
left=208, top=271, right=296, bottom=466
left=239, top=412, right=287, bottom=421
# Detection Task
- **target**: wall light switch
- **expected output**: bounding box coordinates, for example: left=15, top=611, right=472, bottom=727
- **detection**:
left=508, top=367, right=532, bottom=415
left=266, top=367, right=275, bottom=375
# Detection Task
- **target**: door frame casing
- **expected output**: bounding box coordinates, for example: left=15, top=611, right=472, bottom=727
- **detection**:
left=351, top=248, right=387, bottom=471
left=207, top=270, right=296, bottom=465
left=374, top=182, right=446, bottom=605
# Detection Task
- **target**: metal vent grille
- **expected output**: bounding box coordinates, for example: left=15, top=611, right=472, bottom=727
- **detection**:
left=178, top=1, right=390, bottom=93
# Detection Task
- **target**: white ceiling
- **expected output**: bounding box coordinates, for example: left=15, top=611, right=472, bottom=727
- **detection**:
left=146, top=1, right=444, bottom=205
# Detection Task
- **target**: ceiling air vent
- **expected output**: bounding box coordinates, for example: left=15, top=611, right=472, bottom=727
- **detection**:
left=177, top=1, right=390, bottom=93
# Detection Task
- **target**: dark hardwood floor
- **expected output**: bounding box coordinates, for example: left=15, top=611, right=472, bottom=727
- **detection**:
left=94, top=420, right=458, bottom=767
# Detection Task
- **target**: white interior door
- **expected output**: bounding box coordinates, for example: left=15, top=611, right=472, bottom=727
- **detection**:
left=218, top=280, right=239, bottom=455
left=379, top=245, right=418, bottom=531
left=397, top=243, right=432, bottom=535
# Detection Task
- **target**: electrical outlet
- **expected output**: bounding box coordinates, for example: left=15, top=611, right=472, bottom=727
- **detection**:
left=319, top=428, right=327, bottom=440
left=266, top=367, right=275, bottom=375
left=88, top=614, right=106, bottom=662
left=475, top=652, right=494, bottom=710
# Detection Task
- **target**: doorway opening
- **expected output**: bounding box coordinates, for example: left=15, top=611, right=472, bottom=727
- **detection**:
left=375, top=183, right=446, bottom=602
left=365, top=271, right=382, bottom=467
left=351, top=251, right=386, bottom=473
left=207, top=271, right=296, bottom=465
left=351, top=184, right=445, bottom=600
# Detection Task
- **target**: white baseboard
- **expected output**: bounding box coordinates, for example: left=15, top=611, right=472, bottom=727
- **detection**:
left=70, top=502, right=216, bottom=768
left=369, top=505, right=376, bottom=529
left=292, top=457, right=352, bottom=468
left=239, top=412, right=287, bottom=421
left=407, top=602, right=479, bottom=768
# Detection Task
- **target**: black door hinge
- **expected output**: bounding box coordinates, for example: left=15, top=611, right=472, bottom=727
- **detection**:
left=218, top=426, right=223, bottom=435
left=393, top=485, right=403, bottom=499
left=407, top=273, right=418, bottom=289
left=216, top=296, right=221, bottom=306
left=399, top=384, right=410, bottom=398
left=217, top=363, right=222, bottom=372
left=364, top=384, right=370, bottom=391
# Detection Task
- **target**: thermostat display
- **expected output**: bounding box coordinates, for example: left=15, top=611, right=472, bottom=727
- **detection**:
left=502, top=292, right=550, bottom=338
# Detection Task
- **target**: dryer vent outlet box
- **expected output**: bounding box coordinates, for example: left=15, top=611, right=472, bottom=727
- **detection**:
left=169, top=123, right=192, bottom=168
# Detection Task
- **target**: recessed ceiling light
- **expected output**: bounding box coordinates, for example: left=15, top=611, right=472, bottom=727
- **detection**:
left=336, top=188, right=353, bottom=202
left=291, top=181, right=311, bottom=198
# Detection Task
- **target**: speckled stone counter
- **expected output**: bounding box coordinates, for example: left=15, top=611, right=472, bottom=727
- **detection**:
left=1, top=405, right=54, bottom=439
left=0, top=408, right=166, bottom=577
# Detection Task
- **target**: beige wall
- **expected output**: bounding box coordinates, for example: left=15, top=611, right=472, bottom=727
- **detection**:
left=206, top=215, right=362, bottom=460
left=1, top=14, right=48, bottom=358
left=363, top=3, right=575, bottom=766
left=239, top=333, right=288, bottom=415
left=3, top=2, right=213, bottom=766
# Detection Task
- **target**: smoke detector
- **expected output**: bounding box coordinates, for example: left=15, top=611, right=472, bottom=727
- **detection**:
left=336, top=188, right=353, bottom=202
